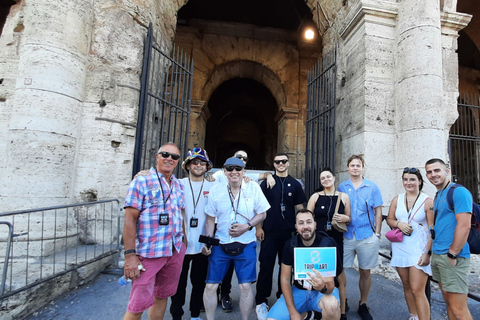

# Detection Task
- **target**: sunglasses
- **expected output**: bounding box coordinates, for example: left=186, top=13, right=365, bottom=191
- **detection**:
left=274, top=159, right=288, bottom=165
left=235, top=155, right=249, bottom=162
left=403, top=167, right=419, bottom=173
left=225, top=166, right=244, bottom=172
left=190, top=159, right=207, bottom=165
left=158, top=151, right=180, bottom=160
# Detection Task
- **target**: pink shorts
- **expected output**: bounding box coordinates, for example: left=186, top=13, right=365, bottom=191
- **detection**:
left=127, top=244, right=186, bottom=313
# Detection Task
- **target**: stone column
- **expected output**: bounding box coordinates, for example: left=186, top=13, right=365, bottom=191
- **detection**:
left=188, top=100, right=210, bottom=149
left=395, top=0, right=444, bottom=171
left=275, top=108, right=300, bottom=177
left=1, top=0, right=94, bottom=210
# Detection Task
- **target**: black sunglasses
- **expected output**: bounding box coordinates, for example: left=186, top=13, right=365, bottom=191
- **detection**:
left=403, top=167, right=419, bottom=173
left=225, top=166, right=244, bottom=172
left=190, top=159, right=207, bottom=165
left=158, top=151, right=180, bottom=160
left=235, top=155, right=249, bottom=162
left=274, top=159, right=288, bottom=165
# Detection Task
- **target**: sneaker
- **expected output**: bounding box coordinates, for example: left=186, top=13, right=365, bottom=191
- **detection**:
left=256, top=302, right=269, bottom=320
left=340, top=314, right=348, bottom=320
left=357, top=303, right=373, bottom=320
left=221, top=295, right=233, bottom=313
left=191, top=318, right=202, bottom=320
left=408, top=315, right=419, bottom=320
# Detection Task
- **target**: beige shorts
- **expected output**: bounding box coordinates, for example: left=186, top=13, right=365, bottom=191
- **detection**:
left=344, top=233, right=379, bottom=270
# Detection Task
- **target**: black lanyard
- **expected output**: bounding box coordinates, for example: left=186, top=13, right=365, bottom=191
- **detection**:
left=433, top=181, right=451, bottom=225
left=155, top=168, right=173, bottom=211
left=188, top=177, right=204, bottom=215
left=405, top=192, right=421, bottom=220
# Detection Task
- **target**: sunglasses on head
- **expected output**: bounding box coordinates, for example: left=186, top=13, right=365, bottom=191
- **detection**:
left=235, top=155, right=249, bottom=162
left=403, top=167, right=419, bottom=173
left=190, top=159, right=206, bottom=165
left=158, top=151, right=180, bottom=160
left=274, top=159, right=288, bottom=165
left=225, top=166, right=244, bottom=172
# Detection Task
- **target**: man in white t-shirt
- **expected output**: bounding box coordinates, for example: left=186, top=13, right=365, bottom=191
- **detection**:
left=169, top=148, right=216, bottom=320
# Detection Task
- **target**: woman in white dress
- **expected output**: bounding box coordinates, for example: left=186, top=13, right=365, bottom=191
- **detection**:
left=386, top=168, right=434, bottom=320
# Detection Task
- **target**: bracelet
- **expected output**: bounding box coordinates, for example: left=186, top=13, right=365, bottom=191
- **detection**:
left=396, top=221, right=400, bottom=228
left=124, top=249, right=136, bottom=256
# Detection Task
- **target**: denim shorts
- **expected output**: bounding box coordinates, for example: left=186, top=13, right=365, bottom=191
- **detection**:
left=431, top=253, right=470, bottom=294
left=127, top=244, right=186, bottom=313
left=267, top=286, right=339, bottom=319
left=206, top=241, right=257, bottom=284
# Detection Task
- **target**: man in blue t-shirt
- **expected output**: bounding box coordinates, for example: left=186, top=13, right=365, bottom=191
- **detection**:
left=425, top=158, right=473, bottom=320
left=255, top=153, right=307, bottom=320
left=338, top=155, right=383, bottom=320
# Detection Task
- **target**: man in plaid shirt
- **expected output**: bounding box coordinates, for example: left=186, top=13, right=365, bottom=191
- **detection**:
left=122, top=142, right=187, bottom=320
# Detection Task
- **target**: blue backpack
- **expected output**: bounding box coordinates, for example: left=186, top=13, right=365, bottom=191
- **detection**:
left=445, top=184, right=480, bottom=254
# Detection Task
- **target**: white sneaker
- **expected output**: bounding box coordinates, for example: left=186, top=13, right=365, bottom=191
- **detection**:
left=256, top=302, right=269, bottom=320
left=191, top=318, right=202, bottom=320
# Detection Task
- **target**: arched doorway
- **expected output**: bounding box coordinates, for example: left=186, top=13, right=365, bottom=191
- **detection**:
left=205, top=78, right=278, bottom=169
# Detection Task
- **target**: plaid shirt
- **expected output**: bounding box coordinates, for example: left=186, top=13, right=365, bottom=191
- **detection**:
left=124, top=167, right=185, bottom=258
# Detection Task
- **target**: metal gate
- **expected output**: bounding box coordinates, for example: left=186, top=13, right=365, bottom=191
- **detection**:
left=449, top=93, right=480, bottom=203
left=133, top=23, right=194, bottom=178
left=305, top=47, right=337, bottom=196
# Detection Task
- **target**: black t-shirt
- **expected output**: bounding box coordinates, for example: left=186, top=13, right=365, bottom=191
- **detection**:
left=260, top=175, right=307, bottom=235
left=282, top=232, right=341, bottom=290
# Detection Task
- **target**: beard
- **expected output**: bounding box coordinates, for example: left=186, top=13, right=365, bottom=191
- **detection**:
left=299, top=229, right=315, bottom=241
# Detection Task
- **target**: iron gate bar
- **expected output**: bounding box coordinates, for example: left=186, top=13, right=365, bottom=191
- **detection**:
left=305, top=47, right=337, bottom=197
left=449, top=92, right=480, bottom=203
left=133, top=23, right=193, bottom=178
left=0, top=222, right=13, bottom=296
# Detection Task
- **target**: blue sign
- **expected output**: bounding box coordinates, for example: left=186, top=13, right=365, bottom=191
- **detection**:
left=294, top=247, right=336, bottom=279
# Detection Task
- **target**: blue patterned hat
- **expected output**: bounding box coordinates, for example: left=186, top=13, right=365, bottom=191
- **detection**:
left=182, top=148, right=213, bottom=172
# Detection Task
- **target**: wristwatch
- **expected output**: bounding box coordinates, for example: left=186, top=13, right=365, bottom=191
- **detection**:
left=124, top=249, right=136, bottom=256
left=447, top=252, right=458, bottom=260
left=320, top=284, right=328, bottom=294
left=247, top=222, right=254, bottom=231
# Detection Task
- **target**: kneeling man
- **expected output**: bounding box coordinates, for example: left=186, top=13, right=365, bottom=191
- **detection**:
left=267, top=209, right=340, bottom=320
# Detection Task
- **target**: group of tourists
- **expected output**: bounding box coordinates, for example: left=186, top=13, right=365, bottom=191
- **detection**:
left=121, top=143, right=474, bottom=320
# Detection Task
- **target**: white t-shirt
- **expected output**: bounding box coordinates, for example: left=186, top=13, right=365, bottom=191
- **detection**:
left=180, top=177, right=216, bottom=255
left=205, top=181, right=270, bottom=244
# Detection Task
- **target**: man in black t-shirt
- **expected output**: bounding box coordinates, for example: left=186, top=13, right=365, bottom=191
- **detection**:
left=255, top=153, right=307, bottom=320
left=266, top=209, right=340, bottom=320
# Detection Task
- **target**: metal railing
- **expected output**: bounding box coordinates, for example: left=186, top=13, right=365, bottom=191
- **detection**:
left=0, top=199, right=122, bottom=300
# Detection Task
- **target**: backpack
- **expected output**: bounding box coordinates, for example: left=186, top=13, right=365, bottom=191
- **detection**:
left=445, top=183, right=480, bottom=254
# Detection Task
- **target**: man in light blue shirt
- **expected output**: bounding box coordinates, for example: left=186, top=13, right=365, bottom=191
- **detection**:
left=338, top=155, right=383, bottom=320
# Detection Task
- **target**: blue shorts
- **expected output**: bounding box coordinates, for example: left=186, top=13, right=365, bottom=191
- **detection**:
left=206, top=241, right=257, bottom=284
left=267, top=286, right=339, bottom=320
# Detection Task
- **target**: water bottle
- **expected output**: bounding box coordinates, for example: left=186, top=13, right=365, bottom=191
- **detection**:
left=118, top=264, right=144, bottom=287
left=118, top=275, right=131, bottom=287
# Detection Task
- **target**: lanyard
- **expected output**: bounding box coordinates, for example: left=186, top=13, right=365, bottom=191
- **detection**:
left=433, top=181, right=450, bottom=225
left=188, top=177, right=204, bottom=215
left=155, top=168, right=173, bottom=211
left=228, top=184, right=241, bottom=217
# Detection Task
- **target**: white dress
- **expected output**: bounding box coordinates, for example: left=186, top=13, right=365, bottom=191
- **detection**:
left=390, top=192, right=432, bottom=275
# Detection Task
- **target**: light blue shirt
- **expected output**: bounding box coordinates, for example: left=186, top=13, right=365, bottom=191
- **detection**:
left=432, top=184, right=472, bottom=258
left=338, top=177, right=383, bottom=240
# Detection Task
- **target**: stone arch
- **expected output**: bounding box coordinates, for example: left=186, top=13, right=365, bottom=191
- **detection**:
left=201, top=60, right=287, bottom=114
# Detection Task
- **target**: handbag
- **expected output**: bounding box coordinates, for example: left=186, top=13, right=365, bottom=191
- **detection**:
left=220, top=241, right=247, bottom=256
left=385, top=228, right=404, bottom=242
left=386, top=197, right=427, bottom=242
left=331, top=193, right=348, bottom=232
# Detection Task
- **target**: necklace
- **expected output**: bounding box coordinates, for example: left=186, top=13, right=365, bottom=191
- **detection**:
left=405, top=192, right=420, bottom=213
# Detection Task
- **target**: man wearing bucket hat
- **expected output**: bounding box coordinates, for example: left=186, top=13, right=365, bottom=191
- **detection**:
left=202, top=157, right=270, bottom=320
left=170, top=148, right=216, bottom=320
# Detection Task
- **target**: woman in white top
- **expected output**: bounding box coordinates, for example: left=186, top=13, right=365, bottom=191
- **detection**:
left=386, top=168, right=434, bottom=320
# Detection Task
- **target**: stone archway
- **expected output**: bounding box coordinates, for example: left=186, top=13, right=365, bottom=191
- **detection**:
left=205, top=78, right=278, bottom=169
